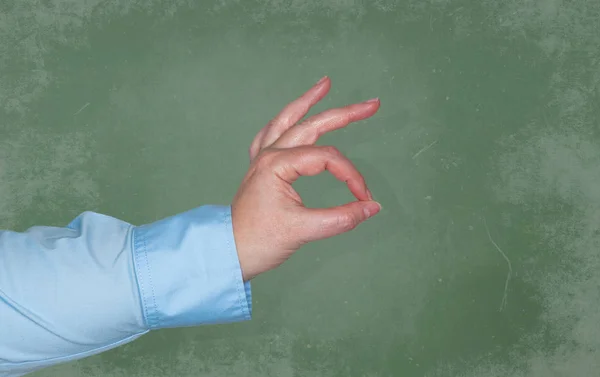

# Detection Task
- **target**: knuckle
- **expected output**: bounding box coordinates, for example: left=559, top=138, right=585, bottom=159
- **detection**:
left=332, top=108, right=350, bottom=123
left=321, top=145, right=341, bottom=157
left=336, top=213, right=360, bottom=232
left=248, top=143, right=257, bottom=158
left=254, top=149, right=278, bottom=168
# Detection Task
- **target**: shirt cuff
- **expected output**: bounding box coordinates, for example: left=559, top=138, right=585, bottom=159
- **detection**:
left=131, top=205, right=252, bottom=329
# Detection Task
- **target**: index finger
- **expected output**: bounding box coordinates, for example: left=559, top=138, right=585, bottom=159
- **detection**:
left=271, top=145, right=372, bottom=201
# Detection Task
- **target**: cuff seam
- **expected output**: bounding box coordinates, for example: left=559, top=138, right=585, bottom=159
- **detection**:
left=224, top=209, right=251, bottom=321
left=132, top=226, right=160, bottom=329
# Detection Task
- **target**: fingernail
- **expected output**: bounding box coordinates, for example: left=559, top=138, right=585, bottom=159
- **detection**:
left=364, top=202, right=382, bottom=218
left=365, top=97, right=379, bottom=104
left=316, top=76, right=328, bottom=85
left=367, top=189, right=373, bottom=200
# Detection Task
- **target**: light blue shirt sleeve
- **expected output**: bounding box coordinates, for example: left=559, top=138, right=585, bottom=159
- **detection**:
left=0, top=205, right=252, bottom=377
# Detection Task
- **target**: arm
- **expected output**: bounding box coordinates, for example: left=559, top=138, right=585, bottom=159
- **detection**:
left=1, top=76, right=381, bottom=377
left=0, top=205, right=251, bottom=377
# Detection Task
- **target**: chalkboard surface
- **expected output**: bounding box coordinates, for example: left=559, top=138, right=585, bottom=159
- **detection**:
left=2, top=1, right=599, bottom=376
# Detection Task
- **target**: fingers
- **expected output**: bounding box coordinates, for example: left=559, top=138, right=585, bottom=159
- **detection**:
left=249, top=77, right=380, bottom=161
left=255, top=76, right=332, bottom=154
left=300, top=200, right=382, bottom=242
left=266, top=145, right=371, bottom=201
left=273, top=98, right=380, bottom=148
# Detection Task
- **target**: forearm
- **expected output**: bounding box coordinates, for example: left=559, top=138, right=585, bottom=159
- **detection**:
left=0, top=205, right=251, bottom=377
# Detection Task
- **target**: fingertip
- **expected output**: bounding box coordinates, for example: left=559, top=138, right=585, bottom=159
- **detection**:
left=314, top=75, right=331, bottom=89
left=317, top=78, right=332, bottom=94
left=307, top=77, right=331, bottom=104
left=347, top=178, right=372, bottom=202
left=364, top=98, right=381, bottom=113
left=363, top=201, right=382, bottom=218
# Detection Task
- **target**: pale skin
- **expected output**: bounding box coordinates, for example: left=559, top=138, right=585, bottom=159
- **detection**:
left=231, top=76, right=382, bottom=281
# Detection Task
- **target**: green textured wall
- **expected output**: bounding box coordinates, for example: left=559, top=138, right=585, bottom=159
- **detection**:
left=2, top=1, right=599, bottom=376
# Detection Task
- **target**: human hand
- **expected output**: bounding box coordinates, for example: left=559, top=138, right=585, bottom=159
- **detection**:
left=231, top=77, right=381, bottom=281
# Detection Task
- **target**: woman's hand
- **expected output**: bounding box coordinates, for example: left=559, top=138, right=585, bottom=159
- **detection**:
left=232, top=77, right=381, bottom=281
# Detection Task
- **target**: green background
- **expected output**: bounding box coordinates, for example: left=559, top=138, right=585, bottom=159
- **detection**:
left=2, top=0, right=599, bottom=376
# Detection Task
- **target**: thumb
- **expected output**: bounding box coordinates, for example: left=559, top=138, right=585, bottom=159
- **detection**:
left=300, top=200, right=382, bottom=242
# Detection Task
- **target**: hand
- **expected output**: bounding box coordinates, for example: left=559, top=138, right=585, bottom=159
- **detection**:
left=231, top=77, right=381, bottom=281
